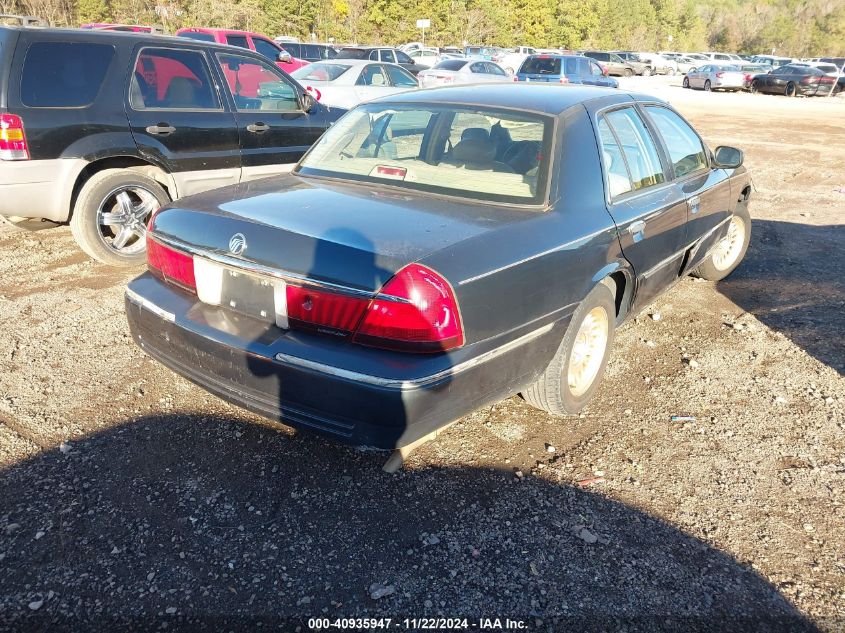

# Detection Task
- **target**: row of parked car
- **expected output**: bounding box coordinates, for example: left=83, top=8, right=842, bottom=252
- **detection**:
left=683, top=62, right=841, bottom=96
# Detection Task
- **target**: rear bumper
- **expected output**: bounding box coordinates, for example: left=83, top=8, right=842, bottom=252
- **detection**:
left=125, top=273, right=565, bottom=449
left=0, top=158, right=88, bottom=222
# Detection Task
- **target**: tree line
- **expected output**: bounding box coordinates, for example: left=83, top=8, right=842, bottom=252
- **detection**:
left=3, top=0, right=844, bottom=56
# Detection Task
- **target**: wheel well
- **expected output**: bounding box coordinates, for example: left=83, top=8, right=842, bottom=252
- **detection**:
left=69, top=157, right=174, bottom=219
left=602, top=270, right=630, bottom=322
left=740, top=185, right=751, bottom=202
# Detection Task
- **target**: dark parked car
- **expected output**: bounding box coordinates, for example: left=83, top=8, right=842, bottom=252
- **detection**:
left=276, top=41, right=338, bottom=63
left=515, top=55, right=618, bottom=88
left=749, top=65, right=836, bottom=96
left=335, top=46, right=426, bottom=75
left=125, top=84, right=751, bottom=458
left=0, top=26, right=342, bottom=265
left=582, top=51, right=636, bottom=76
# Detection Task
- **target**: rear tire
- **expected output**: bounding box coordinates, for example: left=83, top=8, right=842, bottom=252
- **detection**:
left=704, top=80, right=712, bottom=91
left=642, top=67, right=652, bottom=77
left=785, top=82, right=797, bottom=97
left=70, top=169, right=170, bottom=267
left=521, top=280, right=616, bottom=416
left=691, top=201, right=751, bottom=281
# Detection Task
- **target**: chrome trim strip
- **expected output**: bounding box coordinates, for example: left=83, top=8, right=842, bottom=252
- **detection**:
left=126, top=287, right=175, bottom=322
left=274, top=322, right=556, bottom=390
left=458, top=227, right=611, bottom=286
left=149, top=233, right=404, bottom=301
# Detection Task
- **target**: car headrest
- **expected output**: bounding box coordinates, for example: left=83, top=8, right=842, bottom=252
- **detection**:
left=164, top=77, right=198, bottom=108
left=452, top=137, right=496, bottom=163
left=371, top=73, right=386, bottom=86
left=461, top=127, right=489, bottom=142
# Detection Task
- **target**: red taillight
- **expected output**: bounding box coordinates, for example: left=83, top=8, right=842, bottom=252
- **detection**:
left=0, top=114, right=29, bottom=160
left=513, top=75, right=519, bottom=82
left=559, top=76, right=569, bottom=84
left=354, top=264, right=464, bottom=352
left=147, top=239, right=196, bottom=292
left=286, top=285, right=368, bottom=335
left=800, top=75, right=819, bottom=85
left=715, top=71, right=724, bottom=78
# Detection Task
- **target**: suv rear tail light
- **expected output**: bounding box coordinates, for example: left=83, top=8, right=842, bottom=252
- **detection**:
left=147, top=239, right=196, bottom=292
left=0, top=114, right=29, bottom=160
left=354, top=264, right=464, bottom=352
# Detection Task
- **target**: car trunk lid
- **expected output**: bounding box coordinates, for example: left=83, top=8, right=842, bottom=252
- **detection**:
left=150, top=173, right=534, bottom=295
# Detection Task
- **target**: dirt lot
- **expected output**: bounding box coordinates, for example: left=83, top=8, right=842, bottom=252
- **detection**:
left=1, top=81, right=843, bottom=631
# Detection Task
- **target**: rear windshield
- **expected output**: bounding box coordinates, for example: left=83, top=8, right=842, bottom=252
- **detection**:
left=178, top=32, right=215, bottom=43
left=291, top=63, right=351, bottom=81
left=297, top=104, right=553, bottom=205
left=338, top=48, right=367, bottom=59
left=21, top=42, right=115, bottom=107
left=520, top=57, right=561, bottom=75
left=433, top=59, right=468, bottom=71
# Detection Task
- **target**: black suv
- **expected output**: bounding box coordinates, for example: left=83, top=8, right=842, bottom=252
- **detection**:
left=0, top=27, right=343, bottom=265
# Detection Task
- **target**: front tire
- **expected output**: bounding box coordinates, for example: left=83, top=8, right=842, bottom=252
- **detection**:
left=521, top=280, right=616, bottom=416
left=642, top=66, right=652, bottom=77
left=691, top=201, right=751, bottom=281
left=682, top=76, right=690, bottom=89
left=70, top=169, right=170, bottom=267
left=624, top=68, right=633, bottom=77
left=750, top=79, right=760, bottom=93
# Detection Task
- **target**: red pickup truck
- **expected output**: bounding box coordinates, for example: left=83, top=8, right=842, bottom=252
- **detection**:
left=176, top=28, right=309, bottom=73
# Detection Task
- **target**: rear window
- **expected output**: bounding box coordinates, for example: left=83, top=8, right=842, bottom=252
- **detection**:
left=434, top=59, right=468, bottom=71
left=21, top=42, right=115, bottom=108
left=178, top=32, right=215, bottom=43
left=520, top=57, right=561, bottom=75
left=297, top=104, right=553, bottom=205
left=291, top=63, right=351, bottom=82
left=339, top=48, right=367, bottom=59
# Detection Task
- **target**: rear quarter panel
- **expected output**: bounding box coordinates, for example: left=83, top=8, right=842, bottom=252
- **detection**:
left=422, top=105, right=624, bottom=350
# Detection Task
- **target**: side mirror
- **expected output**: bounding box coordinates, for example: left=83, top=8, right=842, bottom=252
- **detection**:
left=300, top=92, right=317, bottom=112
left=714, top=145, right=743, bottom=169
left=278, top=50, right=292, bottom=64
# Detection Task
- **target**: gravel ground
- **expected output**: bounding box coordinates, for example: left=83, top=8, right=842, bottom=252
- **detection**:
left=0, top=82, right=843, bottom=631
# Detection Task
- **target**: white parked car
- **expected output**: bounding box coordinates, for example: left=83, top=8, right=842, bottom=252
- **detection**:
left=637, top=52, right=678, bottom=75
left=495, top=46, right=537, bottom=74
left=409, top=47, right=442, bottom=68
left=417, top=58, right=511, bottom=87
left=793, top=61, right=842, bottom=77
left=682, top=63, right=745, bottom=91
left=698, top=51, right=744, bottom=62
left=291, top=60, right=419, bottom=109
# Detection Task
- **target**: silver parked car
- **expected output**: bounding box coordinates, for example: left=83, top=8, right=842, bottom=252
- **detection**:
left=683, top=64, right=745, bottom=91
left=417, top=58, right=510, bottom=87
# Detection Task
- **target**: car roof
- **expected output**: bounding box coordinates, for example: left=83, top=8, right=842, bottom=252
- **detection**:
left=0, top=25, right=262, bottom=53
left=370, top=83, right=664, bottom=116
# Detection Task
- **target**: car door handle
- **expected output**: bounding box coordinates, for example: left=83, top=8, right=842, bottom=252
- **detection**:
left=688, top=195, right=701, bottom=214
left=627, top=220, right=646, bottom=235
left=146, top=124, right=176, bottom=135
left=246, top=123, right=270, bottom=133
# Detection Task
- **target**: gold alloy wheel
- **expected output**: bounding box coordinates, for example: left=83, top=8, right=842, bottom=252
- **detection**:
left=711, top=215, right=746, bottom=271
left=567, top=306, right=610, bottom=397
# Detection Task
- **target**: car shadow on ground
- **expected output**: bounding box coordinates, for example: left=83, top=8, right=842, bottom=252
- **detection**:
left=0, top=412, right=818, bottom=631
left=717, top=219, right=845, bottom=374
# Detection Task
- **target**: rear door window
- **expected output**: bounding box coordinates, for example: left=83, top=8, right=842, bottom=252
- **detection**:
left=21, top=42, right=115, bottom=107
left=226, top=35, right=250, bottom=49
left=130, top=48, right=220, bottom=110
left=385, top=64, right=418, bottom=87
left=356, top=64, right=389, bottom=86
left=644, top=106, right=708, bottom=177
left=601, top=108, right=666, bottom=191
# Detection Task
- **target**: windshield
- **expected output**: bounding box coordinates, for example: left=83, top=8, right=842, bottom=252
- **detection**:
left=291, top=63, right=351, bottom=81
left=297, top=104, right=553, bottom=205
